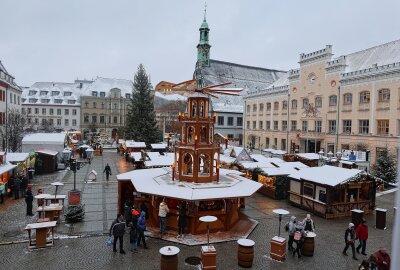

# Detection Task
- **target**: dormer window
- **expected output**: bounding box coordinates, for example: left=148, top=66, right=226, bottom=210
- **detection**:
left=92, top=91, right=98, bottom=97
left=22, top=98, right=26, bottom=103
left=64, top=91, right=72, bottom=96
left=54, top=99, right=63, bottom=104
left=51, top=91, right=60, bottom=96
left=28, top=90, right=37, bottom=96
left=100, top=92, right=106, bottom=97
left=40, top=91, right=48, bottom=96
left=67, top=100, right=76, bottom=104
left=28, top=98, right=37, bottom=103
left=41, top=99, right=50, bottom=104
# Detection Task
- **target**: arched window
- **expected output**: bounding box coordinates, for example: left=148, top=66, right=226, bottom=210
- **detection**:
left=359, top=91, right=370, bottom=103
left=182, top=153, right=193, bottom=175
left=282, top=100, right=288, bottom=110
left=329, top=95, right=337, bottom=106
left=259, top=103, right=264, bottom=111
left=187, top=126, right=194, bottom=143
left=274, top=102, right=279, bottom=110
left=378, top=88, right=390, bottom=102
left=291, top=99, right=297, bottom=109
left=343, top=93, right=352, bottom=105
left=302, top=98, right=309, bottom=108
left=267, top=103, right=271, bottom=111
left=200, top=126, right=207, bottom=143
left=252, top=104, right=257, bottom=112
left=315, top=97, right=322, bottom=107
left=199, top=154, right=210, bottom=175
left=199, top=101, right=204, bottom=117
left=192, top=101, right=197, bottom=117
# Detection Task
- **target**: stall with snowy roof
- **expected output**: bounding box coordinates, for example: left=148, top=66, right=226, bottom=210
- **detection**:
left=288, top=165, right=376, bottom=219
left=35, top=149, right=59, bottom=174
left=117, top=80, right=262, bottom=235
left=6, top=152, right=30, bottom=175
left=123, top=141, right=146, bottom=153
left=283, top=153, right=320, bottom=167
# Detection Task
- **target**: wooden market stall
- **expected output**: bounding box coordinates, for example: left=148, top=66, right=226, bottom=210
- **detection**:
left=288, top=165, right=376, bottom=219
left=284, top=153, right=320, bottom=167
left=6, top=152, right=30, bottom=175
left=35, top=149, right=58, bottom=174
left=123, top=141, right=146, bottom=153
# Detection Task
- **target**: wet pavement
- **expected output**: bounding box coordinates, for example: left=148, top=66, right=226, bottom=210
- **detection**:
left=0, top=151, right=396, bottom=269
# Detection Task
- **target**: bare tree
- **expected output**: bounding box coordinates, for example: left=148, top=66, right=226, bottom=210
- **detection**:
left=39, top=119, right=56, bottom=133
left=0, top=108, right=28, bottom=152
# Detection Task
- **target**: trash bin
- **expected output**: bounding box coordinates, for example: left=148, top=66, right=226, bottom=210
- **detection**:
left=28, top=169, right=35, bottom=180
left=376, top=208, right=387, bottom=230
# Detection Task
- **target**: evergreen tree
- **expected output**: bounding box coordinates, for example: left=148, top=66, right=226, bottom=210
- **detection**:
left=125, top=64, right=161, bottom=145
left=371, top=147, right=397, bottom=185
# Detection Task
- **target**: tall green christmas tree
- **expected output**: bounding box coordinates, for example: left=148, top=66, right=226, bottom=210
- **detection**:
left=371, top=147, right=397, bottom=186
left=125, top=64, right=161, bottom=145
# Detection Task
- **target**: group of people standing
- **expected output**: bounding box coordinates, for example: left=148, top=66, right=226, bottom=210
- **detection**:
left=6, top=173, right=29, bottom=200
left=286, top=214, right=315, bottom=258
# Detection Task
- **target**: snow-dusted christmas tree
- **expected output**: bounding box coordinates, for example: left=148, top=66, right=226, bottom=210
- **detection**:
left=125, top=64, right=161, bottom=145
left=371, top=147, right=397, bottom=186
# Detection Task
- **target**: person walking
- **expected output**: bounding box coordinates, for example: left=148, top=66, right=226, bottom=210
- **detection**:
left=343, top=223, right=358, bottom=260
left=137, top=211, right=148, bottom=249
left=177, top=201, right=186, bottom=239
left=302, top=214, right=315, bottom=232
left=109, top=214, right=126, bottom=254
left=129, top=224, right=138, bottom=253
left=287, top=216, right=297, bottom=251
left=292, top=221, right=306, bottom=258
left=104, top=163, right=112, bottom=181
left=25, top=186, right=34, bottom=216
left=356, top=219, right=369, bottom=256
left=374, top=247, right=390, bottom=270
left=13, top=175, right=21, bottom=199
left=158, top=200, right=169, bottom=236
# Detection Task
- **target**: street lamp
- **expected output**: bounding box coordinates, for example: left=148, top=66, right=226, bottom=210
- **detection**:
left=318, top=149, right=324, bottom=166
left=63, top=147, right=93, bottom=191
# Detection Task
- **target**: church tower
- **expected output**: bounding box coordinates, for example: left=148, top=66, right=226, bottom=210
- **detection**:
left=197, top=9, right=211, bottom=68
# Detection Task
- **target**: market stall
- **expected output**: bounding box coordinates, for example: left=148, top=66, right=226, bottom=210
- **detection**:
left=35, top=149, right=58, bottom=174
left=6, top=152, right=29, bottom=175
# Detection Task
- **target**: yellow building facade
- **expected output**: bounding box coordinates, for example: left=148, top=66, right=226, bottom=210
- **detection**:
left=244, top=40, right=400, bottom=163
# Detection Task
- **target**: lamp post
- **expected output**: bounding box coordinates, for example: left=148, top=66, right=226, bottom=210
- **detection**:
left=63, top=147, right=93, bottom=191
left=318, top=149, right=324, bottom=167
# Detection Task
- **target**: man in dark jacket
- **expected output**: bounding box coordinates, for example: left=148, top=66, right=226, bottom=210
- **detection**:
left=21, top=174, right=28, bottom=198
left=13, top=176, right=21, bottom=199
left=109, top=214, right=126, bottom=254
left=343, top=223, right=358, bottom=260
left=104, top=164, right=112, bottom=181
left=25, top=186, right=34, bottom=216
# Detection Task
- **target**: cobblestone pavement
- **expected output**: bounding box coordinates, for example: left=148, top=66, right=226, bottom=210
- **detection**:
left=0, top=151, right=396, bottom=269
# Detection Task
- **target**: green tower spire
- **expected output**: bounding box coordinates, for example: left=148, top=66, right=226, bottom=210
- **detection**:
left=197, top=4, right=211, bottom=67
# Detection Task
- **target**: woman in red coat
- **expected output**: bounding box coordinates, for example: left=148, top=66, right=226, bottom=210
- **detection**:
left=356, top=219, right=368, bottom=255
left=374, top=247, right=390, bottom=270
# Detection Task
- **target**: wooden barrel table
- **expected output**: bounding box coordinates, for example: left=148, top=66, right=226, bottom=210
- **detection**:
left=159, top=246, right=180, bottom=270
left=237, top=239, right=255, bottom=268
left=302, top=232, right=316, bottom=256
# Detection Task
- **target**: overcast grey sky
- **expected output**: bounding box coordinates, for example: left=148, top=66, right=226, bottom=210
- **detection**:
left=1, top=0, right=399, bottom=87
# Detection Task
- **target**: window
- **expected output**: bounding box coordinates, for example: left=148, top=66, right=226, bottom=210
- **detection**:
left=93, top=102, right=97, bottom=108
left=291, top=120, right=297, bottom=131
left=227, top=117, right=234, bottom=126
left=266, top=121, right=271, bottom=130
left=328, top=120, right=336, bottom=133
left=64, top=91, right=72, bottom=96
left=302, top=98, right=309, bottom=108
left=49, top=108, right=54, bottom=115
left=281, top=139, right=287, bottom=151
left=41, top=118, right=46, bottom=125
left=114, top=103, right=117, bottom=109
left=100, top=92, right=106, bottom=97
left=329, top=95, right=337, bottom=106
left=57, top=119, right=61, bottom=126
left=259, top=103, right=264, bottom=112
left=282, top=100, right=287, bottom=110
left=72, top=119, right=77, bottom=126
left=343, top=93, right=352, bottom=105
left=27, top=118, right=31, bottom=124
left=303, top=183, right=314, bottom=198
left=51, top=91, right=60, bottom=96
left=267, top=103, right=271, bottom=111
left=28, top=108, right=32, bottom=114
left=101, top=102, right=105, bottom=109
left=274, top=102, right=279, bottom=110
left=84, top=114, right=89, bottom=123
left=125, top=93, right=131, bottom=99
left=35, top=108, right=39, bottom=114
left=92, top=115, right=97, bottom=123
left=359, top=120, right=369, bottom=134
left=274, top=121, right=279, bottom=130
left=42, top=108, right=46, bottom=115
left=314, top=97, right=321, bottom=108
left=41, top=99, right=50, bottom=104
left=114, top=116, right=118, bottom=123
left=39, top=91, right=48, bottom=96
left=377, top=120, right=389, bottom=135
left=259, top=121, right=263, bottom=130
left=65, top=109, right=69, bottom=115
left=282, top=121, right=287, bottom=131
left=378, top=89, right=390, bottom=102
left=246, top=121, right=250, bottom=129
left=252, top=104, right=257, bottom=112
left=92, top=91, right=98, bottom=97
left=85, top=102, right=88, bottom=108
left=57, top=109, right=61, bottom=115
left=72, top=109, right=77, bottom=115
left=359, top=91, right=370, bottom=103
left=217, top=116, right=224, bottom=125
left=252, top=121, right=256, bottom=129
left=54, top=99, right=62, bottom=104
left=67, top=100, right=75, bottom=104
left=291, top=99, right=297, bottom=109
left=35, top=118, right=39, bottom=125
left=28, top=90, right=37, bottom=96
left=65, top=119, right=69, bottom=126
left=246, top=105, right=250, bottom=113
left=315, top=120, right=322, bottom=133
left=302, top=121, right=308, bottom=132
left=22, top=108, right=26, bottom=114
left=343, top=120, right=352, bottom=133
left=237, top=117, right=243, bottom=126
left=100, top=115, right=105, bottom=123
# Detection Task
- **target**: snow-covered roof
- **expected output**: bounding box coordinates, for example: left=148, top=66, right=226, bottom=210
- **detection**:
left=117, top=167, right=262, bottom=201
left=5, top=153, right=29, bottom=162
left=262, top=149, right=287, bottom=155
left=261, top=167, right=299, bottom=176
left=265, top=72, right=289, bottom=90
left=276, top=162, right=309, bottom=169
left=212, top=103, right=244, bottom=113
left=296, top=153, right=320, bottom=160
left=125, top=141, right=146, bottom=148
left=22, top=133, right=67, bottom=144
left=344, top=39, right=400, bottom=73
left=81, top=77, right=133, bottom=97
left=288, top=165, right=362, bottom=186
left=151, top=143, right=167, bottom=149
left=145, top=152, right=174, bottom=167
left=36, top=149, right=58, bottom=156
left=0, top=163, right=17, bottom=175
